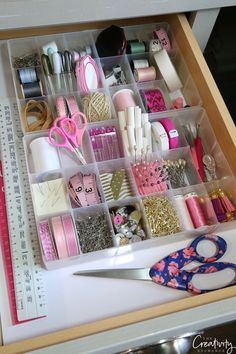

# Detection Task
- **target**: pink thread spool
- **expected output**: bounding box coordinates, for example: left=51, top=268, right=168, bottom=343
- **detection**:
left=185, top=193, right=207, bottom=228
left=112, top=89, right=136, bottom=113
left=134, top=66, right=156, bottom=83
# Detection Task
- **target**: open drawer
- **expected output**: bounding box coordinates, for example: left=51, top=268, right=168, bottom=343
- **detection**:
left=0, top=13, right=236, bottom=353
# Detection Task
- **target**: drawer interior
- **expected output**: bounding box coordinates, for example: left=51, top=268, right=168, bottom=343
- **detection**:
left=0, top=14, right=236, bottom=353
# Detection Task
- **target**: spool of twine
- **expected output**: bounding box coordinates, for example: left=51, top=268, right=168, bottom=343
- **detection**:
left=82, top=92, right=111, bottom=122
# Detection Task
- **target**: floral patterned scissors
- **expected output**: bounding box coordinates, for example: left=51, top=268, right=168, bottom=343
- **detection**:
left=74, top=234, right=236, bottom=294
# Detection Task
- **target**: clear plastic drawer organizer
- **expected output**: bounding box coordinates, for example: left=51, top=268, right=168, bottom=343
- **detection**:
left=7, top=22, right=236, bottom=269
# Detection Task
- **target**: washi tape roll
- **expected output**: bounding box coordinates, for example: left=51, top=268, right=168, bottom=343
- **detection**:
left=159, top=117, right=179, bottom=149
left=38, top=220, right=58, bottom=261
left=112, top=89, right=136, bottom=112
left=153, top=28, right=171, bottom=53
left=140, top=89, right=167, bottom=113
left=134, top=66, right=156, bottom=83
left=154, top=49, right=182, bottom=92
left=151, top=121, right=169, bottom=151
left=51, top=216, right=68, bottom=259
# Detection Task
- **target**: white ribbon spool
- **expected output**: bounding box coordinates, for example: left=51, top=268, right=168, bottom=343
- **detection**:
left=154, top=49, right=183, bottom=92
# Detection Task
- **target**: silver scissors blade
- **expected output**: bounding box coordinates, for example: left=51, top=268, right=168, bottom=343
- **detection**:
left=73, top=268, right=151, bottom=281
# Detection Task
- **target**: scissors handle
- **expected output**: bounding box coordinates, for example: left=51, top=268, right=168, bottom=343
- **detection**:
left=59, top=118, right=78, bottom=146
left=48, top=126, right=74, bottom=152
left=72, top=112, right=87, bottom=146
left=171, top=262, right=236, bottom=294
left=149, top=234, right=227, bottom=288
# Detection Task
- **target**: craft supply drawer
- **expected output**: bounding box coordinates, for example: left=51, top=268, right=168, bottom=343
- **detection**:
left=0, top=13, right=236, bottom=354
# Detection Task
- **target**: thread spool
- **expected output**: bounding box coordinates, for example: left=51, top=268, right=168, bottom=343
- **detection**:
left=185, top=193, right=207, bottom=228
left=17, top=67, right=38, bottom=84
left=82, top=92, right=111, bottom=122
left=21, top=82, right=43, bottom=99
left=174, top=195, right=194, bottom=230
left=112, top=89, right=136, bottom=112
left=134, top=66, right=156, bottom=83
left=131, top=59, right=149, bottom=71
left=30, top=137, right=61, bottom=174
left=127, top=41, right=146, bottom=54
left=140, top=89, right=166, bottom=113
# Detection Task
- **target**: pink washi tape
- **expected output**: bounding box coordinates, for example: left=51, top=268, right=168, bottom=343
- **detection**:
left=153, top=28, right=171, bottom=53
left=51, top=216, right=68, bottom=259
left=56, top=95, right=79, bottom=117
left=112, top=89, right=136, bottom=113
left=38, top=220, right=58, bottom=261
left=141, top=89, right=167, bottom=113
left=159, top=117, right=179, bottom=149
left=62, top=214, right=79, bottom=257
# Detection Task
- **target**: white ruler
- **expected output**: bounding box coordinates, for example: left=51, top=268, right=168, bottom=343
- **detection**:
left=0, top=98, right=46, bottom=322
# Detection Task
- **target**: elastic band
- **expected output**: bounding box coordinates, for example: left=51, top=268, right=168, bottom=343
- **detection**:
left=22, top=99, right=53, bottom=132
left=62, top=215, right=79, bottom=257
left=51, top=216, right=68, bottom=259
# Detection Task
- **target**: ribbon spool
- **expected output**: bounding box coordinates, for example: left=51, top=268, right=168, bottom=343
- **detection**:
left=112, top=89, right=136, bottom=112
left=134, top=66, right=156, bottom=83
left=159, top=117, right=179, bottom=149
left=151, top=121, right=169, bottom=151
left=75, top=55, right=100, bottom=95
left=140, top=89, right=167, bottom=113
left=153, top=49, right=182, bottom=92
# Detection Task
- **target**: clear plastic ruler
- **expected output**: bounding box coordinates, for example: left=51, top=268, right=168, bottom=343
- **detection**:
left=0, top=98, right=46, bottom=323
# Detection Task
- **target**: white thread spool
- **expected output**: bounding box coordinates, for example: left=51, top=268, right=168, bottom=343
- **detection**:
left=174, top=195, right=194, bottom=230
left=30, top=137, right=61, bottom=174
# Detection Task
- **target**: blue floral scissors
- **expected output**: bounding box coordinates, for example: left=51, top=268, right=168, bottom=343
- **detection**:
left=74, top=234, right=236, bottom=294
left=49, top=111, right=87, bottom=165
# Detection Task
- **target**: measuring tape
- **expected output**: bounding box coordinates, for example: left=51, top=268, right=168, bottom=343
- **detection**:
left=0, top=99, right=46, bottom=324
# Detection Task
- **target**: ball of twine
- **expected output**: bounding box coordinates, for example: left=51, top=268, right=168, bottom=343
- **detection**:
left=82, top=92, right=111, bottom=122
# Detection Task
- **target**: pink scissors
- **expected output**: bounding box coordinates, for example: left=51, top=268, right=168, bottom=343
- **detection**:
left=49, top=112, right=87, bottom=165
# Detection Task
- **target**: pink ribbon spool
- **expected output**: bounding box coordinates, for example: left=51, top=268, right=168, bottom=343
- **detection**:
left=141, top=89, right=166, bottom=113
left=159, top=117, right=179, bottom=149
left=112, top=89, right=136, bottom=113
